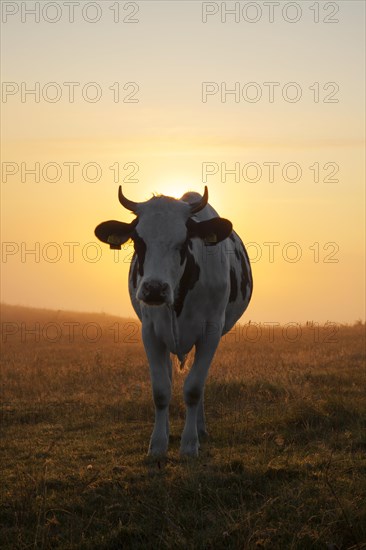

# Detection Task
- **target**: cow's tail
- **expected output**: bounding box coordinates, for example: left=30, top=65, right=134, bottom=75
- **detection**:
left=172, top=350, right=194, bottom=372
left=168, top=305, right=194, bottom=371
left=179, top=354, right=189, bottom=370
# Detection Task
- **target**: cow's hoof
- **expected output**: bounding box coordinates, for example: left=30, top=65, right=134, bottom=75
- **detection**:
left=148, top=436, right=168, bottom=457
left=180, top=439, right=199, bottom=457
left=198, top=428, right=209, bottom=440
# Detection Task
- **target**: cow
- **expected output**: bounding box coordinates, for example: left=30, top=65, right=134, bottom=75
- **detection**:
left=95, top=186, right=252, bottom=456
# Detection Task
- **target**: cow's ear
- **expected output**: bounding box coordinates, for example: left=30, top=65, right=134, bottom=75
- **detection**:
left=187, top=217, right=232, bottom=245
left=95, top=219, right=137, bottom=250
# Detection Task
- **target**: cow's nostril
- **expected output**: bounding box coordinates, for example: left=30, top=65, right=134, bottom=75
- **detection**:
left=140, top=280, right=169, bottom=305
left=143, top=281, right=168, bottom=292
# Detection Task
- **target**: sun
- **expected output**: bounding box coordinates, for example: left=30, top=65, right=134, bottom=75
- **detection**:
left=157, top=179, right=194, bottom=200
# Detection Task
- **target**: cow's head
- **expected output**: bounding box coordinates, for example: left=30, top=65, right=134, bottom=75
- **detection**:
left=95, top=186, right=232, bottom=306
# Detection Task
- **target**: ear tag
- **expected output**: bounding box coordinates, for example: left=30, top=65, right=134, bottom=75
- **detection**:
left=107, top=234, right=122, bottom=250
left=204, top=233, right=218, bottom=245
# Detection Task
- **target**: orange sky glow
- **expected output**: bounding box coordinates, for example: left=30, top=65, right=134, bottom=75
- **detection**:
left=1, top=1, right=365, bottom=324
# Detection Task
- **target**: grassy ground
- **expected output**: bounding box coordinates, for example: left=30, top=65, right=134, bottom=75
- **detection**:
left=1, top=305, right=365, bottom=549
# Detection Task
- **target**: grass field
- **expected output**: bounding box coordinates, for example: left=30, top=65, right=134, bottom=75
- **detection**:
left=1, top=304, right=365, bottom=549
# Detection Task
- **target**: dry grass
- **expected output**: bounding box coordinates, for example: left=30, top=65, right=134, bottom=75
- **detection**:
left=1, top=304, right=365, bottom=549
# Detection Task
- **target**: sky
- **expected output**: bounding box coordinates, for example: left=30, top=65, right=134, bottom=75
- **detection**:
left=1, top=0, right=365, bottom=324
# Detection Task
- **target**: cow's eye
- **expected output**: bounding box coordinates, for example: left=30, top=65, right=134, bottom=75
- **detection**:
left=179, top=240, right=189, bottom=265
left=132, top=233, right=146, bottom=275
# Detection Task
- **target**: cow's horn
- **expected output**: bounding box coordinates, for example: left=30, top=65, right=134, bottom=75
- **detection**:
left=118, top=185, right=139, bottom=212
left=190, top=186, right=209, bottom=214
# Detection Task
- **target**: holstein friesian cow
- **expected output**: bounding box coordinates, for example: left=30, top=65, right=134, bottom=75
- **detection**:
left=95, top=186, right=252, bottom=456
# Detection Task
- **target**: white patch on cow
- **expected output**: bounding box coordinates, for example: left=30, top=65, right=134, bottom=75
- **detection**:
left=134, top=198, right=190, bottom=305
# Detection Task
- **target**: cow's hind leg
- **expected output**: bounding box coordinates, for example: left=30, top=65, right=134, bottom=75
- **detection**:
left=180, top=331, right=220, bottom=456
left=142, top=328, right=171, bottom=456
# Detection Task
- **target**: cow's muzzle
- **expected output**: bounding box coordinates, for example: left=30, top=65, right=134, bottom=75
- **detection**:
left=138, top=280, right=171, bottom=305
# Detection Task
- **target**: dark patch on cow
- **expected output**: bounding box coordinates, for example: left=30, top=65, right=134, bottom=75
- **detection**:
left=239, top=248, right=253, bottom=303
left=132, top=232, right=146, bottom=276
left=229, top=232, right=240, bottom=259
left=174, top=249, right=200, bottom=317
left=131, top=256, right=138, bottom=288
left=180, top=238, right=190, bottom=265
left=229, top=267, right=238, bottom=303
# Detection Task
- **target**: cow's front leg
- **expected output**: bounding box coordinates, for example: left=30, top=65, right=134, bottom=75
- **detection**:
left=180, top=332, right=220, bottom=457
left=197, top=391, right=208, bottom=439
left=142, top=327, right=171, bottom=456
